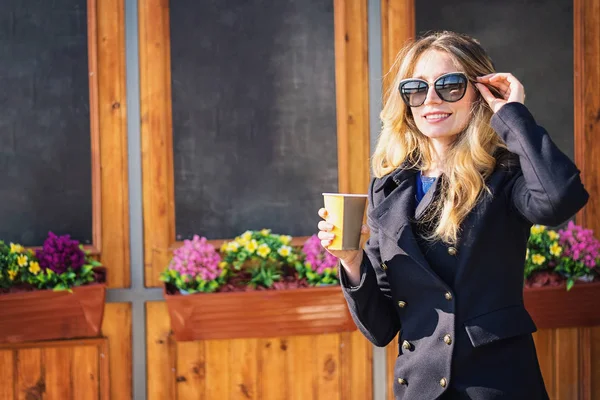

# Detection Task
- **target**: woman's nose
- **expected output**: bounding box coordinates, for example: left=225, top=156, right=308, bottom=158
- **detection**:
left=423, top=85, right=443, bottom=105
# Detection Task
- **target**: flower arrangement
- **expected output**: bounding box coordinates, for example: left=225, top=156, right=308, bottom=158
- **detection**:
left=0, top=232, right=102, bottom=293
left=297, top=234, right=339, bottom=285
left=219, top=229, right=303, bottom=289
left=160, top=235, right=227, bottom=294
left=525, top=223, right=599, bottom=290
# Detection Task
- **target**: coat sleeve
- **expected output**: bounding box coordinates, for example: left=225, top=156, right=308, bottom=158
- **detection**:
left=490, top=102, right=589, bottom=226
left=338, top=178, right=401, bottom=347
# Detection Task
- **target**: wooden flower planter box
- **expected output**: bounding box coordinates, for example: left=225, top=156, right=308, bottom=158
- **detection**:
left=524, top=281, right=600, bottom=329
left=0, top=268, right=107, bottom=344
left=164, top=285, right=356, bottom=341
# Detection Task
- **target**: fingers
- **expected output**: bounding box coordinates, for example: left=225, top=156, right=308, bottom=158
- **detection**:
left=360, top=224, right=370, bottom=234
left=318, top=208, right=328, bottom=219
left=475, top=83, right=496, bottom=104
left=317, top=220, right=334, bottom=232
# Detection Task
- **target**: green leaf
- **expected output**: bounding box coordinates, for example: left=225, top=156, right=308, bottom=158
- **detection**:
left=566, top=279, right=574, bottom=291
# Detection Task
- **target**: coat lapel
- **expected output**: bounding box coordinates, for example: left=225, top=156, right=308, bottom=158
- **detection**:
left=371, top=167, right=440, bottom=281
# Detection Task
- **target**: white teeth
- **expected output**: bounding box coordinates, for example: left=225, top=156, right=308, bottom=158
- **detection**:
left=425, top=113, right=450, bottom=120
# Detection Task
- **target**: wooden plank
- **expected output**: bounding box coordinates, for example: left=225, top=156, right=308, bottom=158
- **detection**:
left=257, top=338, right=288, bottom=400
left=334, top=0, right=371, bottom=195
left=533, top=329, right=556, bottom=398
left=44, top=347, right=73, bottom=400
left=339, top=331, right=371, bottom=400
left=386, top=334, right=399, bottom=400
left=72, top=345, right=99, bottom=400
left=140, top=0, right=175, bottom=287
left=175, top=341, right=206, bottom=399
left=0, top=350, right=14, bottom=400
left=147, top=302, right=176, bottom=400
left=204, top=340, right=231, bottom=399
left=555, top=328, right=580, bottom=399
left=315, top=333, right=341, bottom=399
left=102, top=303, right=132, bottom=400
left=15, top=348, right=42, bottom=400
left=229, top=339, right=258, bottom=399
left=97, top=0, right=130, bottom=288
left=287, top=336, right=316, bottom=400
left=591, top=326, right=600, bottom=399
left=381, top=0, right=414, bottom=79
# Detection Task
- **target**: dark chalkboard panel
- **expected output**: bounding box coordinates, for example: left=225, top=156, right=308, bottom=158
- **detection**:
left=170, top=0, right=338, bottom=240
left=416, top=0, right=573, bottom=160
left=0, top=0, right=92, bottom=246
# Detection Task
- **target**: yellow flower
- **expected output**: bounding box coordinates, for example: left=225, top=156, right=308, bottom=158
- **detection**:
left=530, top=225, right=546, bottom=235
left=9, top=243, right=24, bottom=254
left=226, top=241, right=240, bottom=252
left=29, top=261, right=41, bottom=275
left=220, top=242, right=228, bottom=252
left=547, top=230, right=559, bottom=241
left=280, top=235, right=292, bottom=245
left=549, top=242, right=562, bottom=257
left=278, top=245, right=291, bottom=257
left=245, top=239, right=258, bottom=254
left=218, top=261, right=228, bottom=268
left=257, top=244, right=271, bottom=258
left=260, top=229, right=271, bottom=236
left=241, top=231, right=253, bottom=242
left=531, top=254, right=546, bottom=265
left=17, top=255, right=28, bottom=267
left=8, top=270, right=17, bottom=280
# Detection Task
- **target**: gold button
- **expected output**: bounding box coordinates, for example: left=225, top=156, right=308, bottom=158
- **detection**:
left=447, top=246, right=457, bottom=256
left=381, top=262, right=388, bottom=270
left=398, top=377, right=407, bottom=385
left=402, top=340, right=411, bottom=350
left=398, top=300, right=406, bottom=308
left=444, top=291, right=452, bottom=301
left=443, top=334, right=452, bottom=345
left=440, top=377, right=447, bottom=388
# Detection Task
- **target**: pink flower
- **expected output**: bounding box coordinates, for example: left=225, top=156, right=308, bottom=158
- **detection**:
left=169, top=235, right=223, bottom=281
left=302, top=235, right=339, bottom=274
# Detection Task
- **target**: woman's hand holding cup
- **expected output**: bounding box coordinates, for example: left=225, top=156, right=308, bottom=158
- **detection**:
left=317, top=207, right=368, bottom=286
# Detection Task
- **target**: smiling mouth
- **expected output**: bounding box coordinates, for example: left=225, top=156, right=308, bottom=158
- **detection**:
left=424, top=113, right=452, bottom=122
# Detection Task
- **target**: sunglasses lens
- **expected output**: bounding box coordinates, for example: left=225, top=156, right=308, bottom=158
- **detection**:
left=435, top=74, right=467, bottom=102
left=400, top=80, right=428, bottom=107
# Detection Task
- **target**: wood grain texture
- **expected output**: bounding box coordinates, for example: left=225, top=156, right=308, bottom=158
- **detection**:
left=381, top=0, right=414, bottom=80
left=334, top=0, right=370, bottom=195
left=44, top=347, right=73, bottom=400
left=139, top=0, right=176, bottom=287
left=97, top=0, right=130, bottom=288
left=574, top=0, right=600, bottom=398
left=0, top=351, right=14, bottom=400
left=101, top=303, right=132, bottom=400
left=340, top=331, right=373, bottom=400
left=146, top=302, right=176, bottom=400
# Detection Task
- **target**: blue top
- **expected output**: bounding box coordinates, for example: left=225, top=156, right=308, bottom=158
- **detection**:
left=416, top=171, right=437, bottom=204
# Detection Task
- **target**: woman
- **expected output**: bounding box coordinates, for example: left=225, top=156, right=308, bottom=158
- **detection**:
left=317, top=31, right=588, bottom=399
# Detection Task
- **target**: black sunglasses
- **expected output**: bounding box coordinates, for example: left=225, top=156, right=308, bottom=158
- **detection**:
left=399, top=72, right=470, bottom=107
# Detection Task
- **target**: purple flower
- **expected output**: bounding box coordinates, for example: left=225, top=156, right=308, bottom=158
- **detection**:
left=558, top=221, right=600, bottom=270
left=169, top=235, right=223, bottom=281
left=35, top=232, right=86, bottom=274
left=302, top=235, right=339, bottom=274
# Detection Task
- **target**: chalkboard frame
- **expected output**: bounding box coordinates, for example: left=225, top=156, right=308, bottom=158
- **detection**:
left=139, top=0, right=371, bottom=286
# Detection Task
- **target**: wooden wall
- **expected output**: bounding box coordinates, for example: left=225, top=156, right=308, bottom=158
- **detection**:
left=139, top=0, right=373, bottom=399
left=381, top=0, right=600, bottom=399
left=1, top=0, right=598, bottom=399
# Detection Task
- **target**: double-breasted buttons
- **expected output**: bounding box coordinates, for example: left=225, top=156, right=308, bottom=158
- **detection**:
left=444, top=291, right=453, bottom=301
left=443, top=334, right=452, bottom=345
left=401, top=340, right=412, bottom=350
left=398, top=300, right=406, bottom=308
left=447, top=246, right=457, bottom=256
left=381, top=262, right=388, bottom=270
left=398, top=378, right=407, bottom=385
left=440, top=378, right=447, bottom=388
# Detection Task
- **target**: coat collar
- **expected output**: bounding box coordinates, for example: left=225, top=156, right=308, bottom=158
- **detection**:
left=370, top=165, right=446, bottom=283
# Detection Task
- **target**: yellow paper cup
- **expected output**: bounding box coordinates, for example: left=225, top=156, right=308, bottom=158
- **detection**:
left=322, top=193, right=368, bottom=250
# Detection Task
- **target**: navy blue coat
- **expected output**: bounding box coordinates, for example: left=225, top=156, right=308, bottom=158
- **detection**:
left=340, top=102, right=589, bottom=399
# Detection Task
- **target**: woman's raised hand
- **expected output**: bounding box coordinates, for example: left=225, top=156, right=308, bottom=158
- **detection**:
left=475, top=73, right=525, bottom=113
